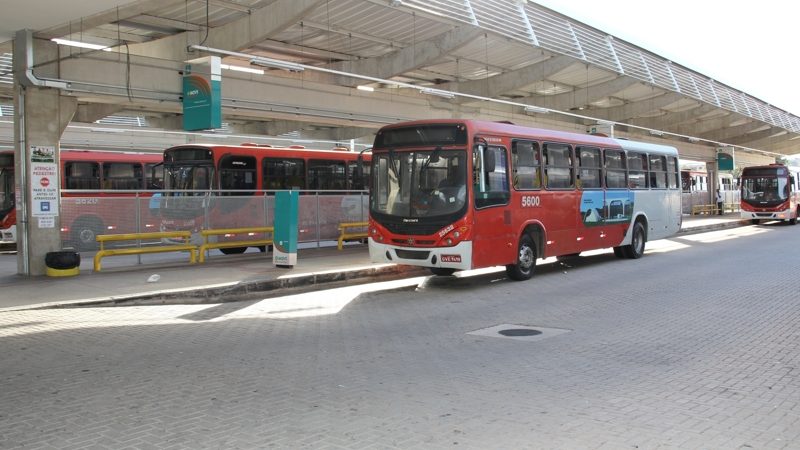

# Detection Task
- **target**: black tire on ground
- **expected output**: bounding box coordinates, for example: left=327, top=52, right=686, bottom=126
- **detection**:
left=622, top=221, right=646, bottom=259
left=220, top=247, right=247, bottom=255
left=71, top=218, right=104, bottom=251
left=429, top=267, right=456, bottom=276
left=45, top=251, right=80, bottom=270
left=751, top=219, right=760, bottom=225
left=505, top=234, right=536, bottom=281
left=790, top=209, right=798, bottom=225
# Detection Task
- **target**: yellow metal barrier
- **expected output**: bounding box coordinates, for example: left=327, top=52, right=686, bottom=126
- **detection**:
left=199, top=226, right=274, bottom=263
left=337, top=221, right=369, bottom=250
left=94, top=231, right=197, bottom=272
left=691, top=204, right=717, bottom=215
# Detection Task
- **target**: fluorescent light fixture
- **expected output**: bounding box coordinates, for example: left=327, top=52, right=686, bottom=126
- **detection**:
left=524, top=105, right=549, bottom=114
left=649, top=130, right=664, bottom=136
left=420, top=87, right=455, bottom=99
left=51, top=38, right=111, bottom=52
left=220, top=64, right=264, bottom=75
left=688, top=137, right=700, bottom=143
left=249, top=57, right=304, bottom=72
left=357, top=85, right=375, bottom=92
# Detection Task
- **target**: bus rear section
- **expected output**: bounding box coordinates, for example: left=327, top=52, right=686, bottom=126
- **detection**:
left=740, top=164, right=799, bottom=225
left=368, top=120, right=682, bottom=281
left=0, top=151, right=15, bottom=243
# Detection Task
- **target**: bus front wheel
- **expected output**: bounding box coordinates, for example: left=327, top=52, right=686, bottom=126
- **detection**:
left=429, top=268, right=456, bottom=276
left=72, top=218, right=103, bottom=251
left=506, top=234, right=536, bottom=281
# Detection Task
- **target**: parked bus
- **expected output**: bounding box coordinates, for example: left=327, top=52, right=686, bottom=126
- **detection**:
left=740, top=163, right=800, bottom=224
left=159, top=143, right=371, bottom=252
left=367, top=120, right=682, bottom=280
left=0, top=149, right=164, bottom=249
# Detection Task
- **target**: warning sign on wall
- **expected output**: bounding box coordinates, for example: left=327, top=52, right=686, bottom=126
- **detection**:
left=30, top=145, right=58, bottom=218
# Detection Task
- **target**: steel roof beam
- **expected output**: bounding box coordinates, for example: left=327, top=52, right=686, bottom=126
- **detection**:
left=443, top=55, right=576, bottom=105
left=125, top=0, right=327, bottom=62
left=331, top=26, right=482, bottom=87
left=590, top=92, right=683, bottom=123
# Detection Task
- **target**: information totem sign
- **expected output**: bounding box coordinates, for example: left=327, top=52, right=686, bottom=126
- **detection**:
left=182, top=56, right=222, bottom=131
left=273, top=190, right=299, bottom=268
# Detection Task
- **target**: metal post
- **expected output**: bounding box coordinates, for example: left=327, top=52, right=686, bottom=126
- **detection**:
left=316, top=192, right=321, bottom=248
left=135, top=193, right=142, bottom=265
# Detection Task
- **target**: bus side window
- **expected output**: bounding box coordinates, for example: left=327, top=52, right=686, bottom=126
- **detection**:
left=65, top=162, right=100, bottom=190
left=511, top=140, right=541, bottom=190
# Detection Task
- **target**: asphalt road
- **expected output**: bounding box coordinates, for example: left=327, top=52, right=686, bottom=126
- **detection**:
left=1, top=223, right=798, bottom=449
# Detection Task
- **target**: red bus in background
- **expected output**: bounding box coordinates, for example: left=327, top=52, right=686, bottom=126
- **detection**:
left=160, top=143, right=371, bottom=253
left=368, top=120, right=682, bottom=280
left=740, top=164, right=800, bottom=224
left=0, top=150, right=163, bottom=249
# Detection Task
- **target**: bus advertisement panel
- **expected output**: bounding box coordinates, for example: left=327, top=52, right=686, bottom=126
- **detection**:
left=367, top=120, right=681, bottom=281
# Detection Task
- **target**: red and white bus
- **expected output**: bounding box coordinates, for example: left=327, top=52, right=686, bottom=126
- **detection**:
left=160, top=143, right=370, bottom=252
left=740, top=163, right=800, bottom=224
left=367, top=120, right=682, bottom=280
left=0, top=149, right=163, bottom=249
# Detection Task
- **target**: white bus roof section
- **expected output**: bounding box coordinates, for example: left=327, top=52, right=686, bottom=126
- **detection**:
left=0, top=0, right=797, bottom=159
left=614, top=139, right=679, bottom=157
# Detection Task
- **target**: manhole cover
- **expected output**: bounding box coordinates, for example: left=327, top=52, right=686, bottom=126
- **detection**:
left=498, top=328, right=542, bottom=337
left=468, top=324, right=570, bottom=342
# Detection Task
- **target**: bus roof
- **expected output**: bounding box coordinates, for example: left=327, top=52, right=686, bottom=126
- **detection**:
left=378, top=119, right=678, bottom=156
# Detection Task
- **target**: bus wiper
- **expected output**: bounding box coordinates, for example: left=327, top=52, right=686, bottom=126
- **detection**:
left=420, top=146, right=442, bottom=174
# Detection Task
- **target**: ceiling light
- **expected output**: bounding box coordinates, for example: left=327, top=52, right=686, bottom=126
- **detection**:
left=688, top=137, right=700, bottom=143
left=649, top=130, right=664, bottom=136
left=51, top=38, right=111, bottom=52
left=249, top=57, right=304, bottom=72
left=524, top=105, right=549, bottom=114
left=357, top=85, right=375, bottom=92
left=220, top=64, right=264, bottom=75
left=420, top=87, right=455, bottom=99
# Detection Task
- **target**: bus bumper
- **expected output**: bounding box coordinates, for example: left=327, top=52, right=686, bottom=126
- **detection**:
left=741, top=209, right=793, bottom=221
left=0, top=225, right=16, bottom=244
left=369, top=238, right=473, bottom=271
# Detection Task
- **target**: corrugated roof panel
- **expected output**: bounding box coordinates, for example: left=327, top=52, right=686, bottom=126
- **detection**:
left=524, top=4, right=583, bottom=59
left=469, top=0, right=534, bottom=45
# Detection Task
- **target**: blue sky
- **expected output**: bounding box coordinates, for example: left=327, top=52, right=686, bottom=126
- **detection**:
left=534, top=1, right=800, bottom=116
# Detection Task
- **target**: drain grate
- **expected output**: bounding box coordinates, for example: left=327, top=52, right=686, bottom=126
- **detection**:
left=468, top=324, right=570, bottom=342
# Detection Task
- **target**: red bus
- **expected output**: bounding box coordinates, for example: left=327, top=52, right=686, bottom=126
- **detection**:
left=160, top=143, right=371, bottom=252
left=0, top=149, right=163, bottom=249
left=740, top=163, right=800, bottom=224
left=367, top=120, right=682, bottom=280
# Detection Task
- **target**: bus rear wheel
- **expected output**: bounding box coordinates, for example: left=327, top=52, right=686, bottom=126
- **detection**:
left=220, top=247, right=247, bottom=255
left=622, top=221, right=646, bottom=259
left=506, top=234, right=536, bottom=281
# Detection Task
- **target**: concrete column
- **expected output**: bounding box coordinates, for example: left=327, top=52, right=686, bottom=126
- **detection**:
left=14, top=87, right=77, bottom=275
left=13, top=33, right=77, bottom=275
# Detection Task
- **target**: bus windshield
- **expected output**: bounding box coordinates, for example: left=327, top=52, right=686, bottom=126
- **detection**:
left=742, top=175, right=788, bottom=206
left=165, top=164, right=213, bottom=195
left=371, top=148, right=466, bottom=218
left=0, top=167, right=14, bottom=214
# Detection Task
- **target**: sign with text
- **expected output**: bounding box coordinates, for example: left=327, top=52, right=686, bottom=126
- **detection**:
left=30, top=145, right=58, bottom=217
left=182, top=56, right=222, bottom=131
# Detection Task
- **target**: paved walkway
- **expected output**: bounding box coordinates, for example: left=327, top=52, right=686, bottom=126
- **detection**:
left=0, top=214, right=749, bottom=311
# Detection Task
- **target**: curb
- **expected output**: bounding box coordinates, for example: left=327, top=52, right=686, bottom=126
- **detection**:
left=21, top=263, right=430, bottom=310
left=11, top=219, right=748, bottom=311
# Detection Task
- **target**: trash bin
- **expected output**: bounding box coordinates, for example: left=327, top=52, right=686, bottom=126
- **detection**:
left=45, top=251, right=80, bottom=277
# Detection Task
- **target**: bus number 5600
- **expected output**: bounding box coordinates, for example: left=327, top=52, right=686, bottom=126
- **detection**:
left=522, top=195, right=540, bottom=208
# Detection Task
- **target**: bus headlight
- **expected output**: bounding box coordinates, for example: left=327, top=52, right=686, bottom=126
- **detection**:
left=453, top=231, right=461, bottom=239
left=445, top=238, right=453, bottom=246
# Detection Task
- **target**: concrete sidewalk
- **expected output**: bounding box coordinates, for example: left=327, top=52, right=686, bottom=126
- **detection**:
left=0, top=213, right=750, bottom=311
